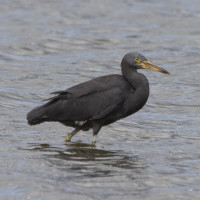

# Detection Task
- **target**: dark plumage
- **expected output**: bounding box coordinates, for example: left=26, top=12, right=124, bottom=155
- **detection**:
left=27, top=52, right=170, bottom=145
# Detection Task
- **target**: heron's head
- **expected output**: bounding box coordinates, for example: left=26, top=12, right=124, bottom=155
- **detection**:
left=121, top=52, right=170, bottom=74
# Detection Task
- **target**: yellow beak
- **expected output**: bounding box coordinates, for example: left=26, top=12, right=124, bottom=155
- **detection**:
left=140, top=61, right=170, bottom=74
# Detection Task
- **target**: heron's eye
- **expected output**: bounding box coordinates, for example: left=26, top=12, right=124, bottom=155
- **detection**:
left=135, top=58, right=141, bottom=63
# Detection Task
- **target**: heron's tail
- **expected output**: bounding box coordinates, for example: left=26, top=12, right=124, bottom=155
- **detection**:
left=27, top=105, right=48, bottom=125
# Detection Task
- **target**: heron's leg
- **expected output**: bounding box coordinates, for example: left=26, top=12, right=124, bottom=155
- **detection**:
left=64, top=128, right=80, bottom=142
left=92, top=122, right=102, bottom=146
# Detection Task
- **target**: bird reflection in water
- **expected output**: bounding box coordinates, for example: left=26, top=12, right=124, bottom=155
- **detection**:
left=27, top=142, right=146, bottom=178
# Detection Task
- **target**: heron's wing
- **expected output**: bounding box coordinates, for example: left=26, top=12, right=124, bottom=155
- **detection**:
left=50, top=77, right=109, bottom=98
left=44, top=76, right=127, bottom=121
left=82, top=86, right=125, bottom=120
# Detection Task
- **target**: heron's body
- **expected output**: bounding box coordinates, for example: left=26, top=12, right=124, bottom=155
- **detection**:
left=27, top=52, right=169, bottom=145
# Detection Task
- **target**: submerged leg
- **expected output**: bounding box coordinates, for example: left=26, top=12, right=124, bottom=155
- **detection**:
left=64, top=128, right=80, bottom=142
left=91, top=122, right=102, bottom=146
left=92, top=135, right=97, bottom=146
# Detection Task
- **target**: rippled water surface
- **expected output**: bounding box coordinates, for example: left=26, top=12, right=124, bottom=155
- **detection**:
left=0, top=0, right=200, bottom=199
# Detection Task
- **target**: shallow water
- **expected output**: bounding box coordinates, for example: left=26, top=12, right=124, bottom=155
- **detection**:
left=0, top=0, right=200, bottom=199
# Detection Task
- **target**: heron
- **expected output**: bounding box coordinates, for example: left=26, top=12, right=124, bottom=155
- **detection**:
left=27, top=52, right=170, bottom=145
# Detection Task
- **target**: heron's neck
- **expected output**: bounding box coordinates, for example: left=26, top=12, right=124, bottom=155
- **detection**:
left=122, top=65, right=148, bottom=90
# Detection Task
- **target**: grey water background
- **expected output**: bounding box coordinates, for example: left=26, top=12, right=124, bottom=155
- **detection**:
left=0, top=0, right=200, bottom=199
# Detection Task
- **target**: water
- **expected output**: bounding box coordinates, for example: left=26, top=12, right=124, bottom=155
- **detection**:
left=0, top=0, right=200, bottom=199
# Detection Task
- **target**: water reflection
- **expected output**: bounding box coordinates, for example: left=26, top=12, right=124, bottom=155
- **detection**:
left=26, top=142, right=146, bottom=178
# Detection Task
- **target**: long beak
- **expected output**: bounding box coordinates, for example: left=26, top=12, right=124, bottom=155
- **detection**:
left=140, top=61, right=170, bottom=74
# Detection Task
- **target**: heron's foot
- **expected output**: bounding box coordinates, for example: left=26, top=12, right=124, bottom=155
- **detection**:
left=91, top=140, right=96, bottom=147
left=64, top=128, right=80, bottom=142
left=64, top=133, right=72, bottom=142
